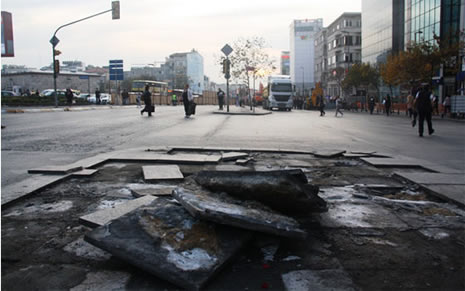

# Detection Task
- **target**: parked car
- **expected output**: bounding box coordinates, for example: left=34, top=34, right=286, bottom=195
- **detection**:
left=77, top=93, right=91, bottom=99
left=87, top=93, right=111, bottom=104
left=2, top=90, right=16, bottom=97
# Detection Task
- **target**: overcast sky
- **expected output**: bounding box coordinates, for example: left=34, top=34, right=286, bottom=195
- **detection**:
left=1, top=0, right=361, bottom=83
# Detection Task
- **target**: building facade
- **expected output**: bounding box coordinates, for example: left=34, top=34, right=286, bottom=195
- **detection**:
left=280, top=51, right=290, bottom=75
left=314, top=28, right=327, bottom=86
left=163, top=49, right=204, bottom=94
left=324, top=13, right=362, bottom=97
left=290, top=18, right=323, bottom=96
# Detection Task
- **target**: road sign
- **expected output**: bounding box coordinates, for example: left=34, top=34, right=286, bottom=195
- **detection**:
left=50, top=36, right=60, bottom=47
left=109, top=59, right=124, bottom=81
left=221, top=44, right=233, bottom=56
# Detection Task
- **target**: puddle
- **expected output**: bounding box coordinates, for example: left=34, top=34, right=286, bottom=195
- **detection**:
left=4, top=200, right=74, bottom=217
left=101, top=163, right=127, bottom=169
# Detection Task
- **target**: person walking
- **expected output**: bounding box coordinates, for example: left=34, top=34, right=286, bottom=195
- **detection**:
left=122, top=89, right=129, bottom=105
left=407, top=93, right=415, bottom=118
left=140, top=85, right=153, bottom=117
left=335, top=96, right=344, bottom=117
left=95, top=88, right=101, bottom=105
left=432, top=95, right=439, bottom=115
left=65, top=88, right=73, bottom=106
left=318, top=95, right=325, bottom=116
left=415, top=84, right=434, bottom=137
left=217, top=88, right=225, bottom=110
left=171, top=93, right=177, bottom=106
left=136, top=92, right=142, bottom=108
left=442, top=95, right=451, bottom=118
left=182, top=84, right=193, bottom=118
left=384, top=94, right=392, bottom=116
left=368, top=96, right=375, bottom=115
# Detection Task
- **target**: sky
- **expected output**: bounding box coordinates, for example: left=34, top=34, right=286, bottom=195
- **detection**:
left=1, top=0, right=361, bottom=83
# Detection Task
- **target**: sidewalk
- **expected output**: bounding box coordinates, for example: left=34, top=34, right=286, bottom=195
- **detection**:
left=1, top=104, right=134, bottom=114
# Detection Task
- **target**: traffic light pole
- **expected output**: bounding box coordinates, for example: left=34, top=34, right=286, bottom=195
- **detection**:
left=50, top=5, right=117, bottom=107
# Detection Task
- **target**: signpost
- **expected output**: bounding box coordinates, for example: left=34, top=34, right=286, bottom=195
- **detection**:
left=109, top=59, right=124, bottom=104
left=221, top=44, right=233, bottom=112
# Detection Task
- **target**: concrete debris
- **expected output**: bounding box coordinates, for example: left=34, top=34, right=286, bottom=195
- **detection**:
left=221, top=152, right=249, bottom=161
left=193, top=170, right=327, bottom=216
left=85, top=198, right=252, bottom=290
left=312, top=150, right=346, bottom=159
left=142, top=165, right=184, bottom=181
left=172, top=187, right=307, bottom=239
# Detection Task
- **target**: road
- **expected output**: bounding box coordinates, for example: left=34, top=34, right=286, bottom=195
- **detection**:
left=2, top=105, right=464, bottom=187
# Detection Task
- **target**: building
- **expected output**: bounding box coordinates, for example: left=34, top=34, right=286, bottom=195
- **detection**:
left=1, top=70, right=102, bottom=94
left=280, top=51, right=290, bottom=75
left=163, top=49, right=204, bottom=94
left=290, top=18, right=323, bottom=96
left=125, top=65, right=163, bottom=80
left=362, top=0, right=464, bottom=98
left=314, top=28, right=328, bottom=87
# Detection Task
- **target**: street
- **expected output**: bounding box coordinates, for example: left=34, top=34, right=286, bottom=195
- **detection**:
left=2, top=105, right=464, bottom=187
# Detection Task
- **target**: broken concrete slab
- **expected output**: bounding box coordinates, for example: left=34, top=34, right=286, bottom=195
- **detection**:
left=1, top=174, right=69, bottom=206
left=193, top=170, right=326, bottom=216
left=221, top=152, right=249, bottom=162
left=235, top=158, right=254, bottom=165
left=420, top=184, right=465, bottom=207
left=282, top=269, right=358, bottom=291
left=394, top=172, right=465, bottom=185
left=277, top=159, right=313, bottom=168
left=127, top=184, right=177, bottom=197
left=312, top=150, right=346, bottom=159
left=110, top=153, right=221, bottom=164
left=79, top=195, right=157, bottom=228
left=71, top=169, right=98, bottom=177
left=361, top=157, right=430, bottom=170
left=172, top=187, right=307, bottom=239
left=214, top=165, right=250, bottom=172
left=143, top=165, right=184, bottom=182
left=28, top=165, right=83, bottom=175
left=85, top=198, right=252, bottom=290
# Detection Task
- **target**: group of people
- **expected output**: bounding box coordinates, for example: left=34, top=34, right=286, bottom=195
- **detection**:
left=140, top=84, right=195, bottom=118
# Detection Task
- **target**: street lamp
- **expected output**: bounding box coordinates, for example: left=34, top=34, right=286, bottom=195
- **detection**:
left=50, top=1, right=120, bottom=107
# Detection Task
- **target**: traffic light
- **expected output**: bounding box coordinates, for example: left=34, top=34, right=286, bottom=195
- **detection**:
left=223, top=59, right=230, bottom=79
left=54, top=60, right=60, bottom=74
left=54, top=49, right=61, bottom=56
left=112, top=1, right=120, bottom=19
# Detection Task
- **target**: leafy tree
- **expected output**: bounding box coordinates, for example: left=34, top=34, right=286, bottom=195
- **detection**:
left=344, top=63, right=380, bottom=102
left=310, top=82, right=323, bottom=107
left=226, top=37, right=275, bottom=91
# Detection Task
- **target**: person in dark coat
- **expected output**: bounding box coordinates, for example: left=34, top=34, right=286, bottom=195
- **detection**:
left=384, top=94, right=392, bottom=116
left=318, top=95, right=325, bottom=116
left=122, top=89, right=129, bottom=105
left=415, top=84, right=434, bottom=137
left=95, top=88, right=101, bottom=105
left=140, top=85, right=153, bottom=117
left=368, top=96, right=375, bottom=114
left=217, top=88, right=225, bottom=110
left=182, top=84, right=192, bottom=118
left=65, top=88, right=73, bottom=106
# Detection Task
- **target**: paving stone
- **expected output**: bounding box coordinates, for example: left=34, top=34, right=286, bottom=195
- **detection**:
left=172, top=187, right=307, bottom=239
left=71, top=169, right=98, bottom=177
left=110, top=153, right=221, bottom=164
left=277, top=159, right=313, bottom=168
left=85, top=198, right=252, bottom=290
left=361, top=157, right=424, bottom=168
left=129, top=185, right=177, bottom=197
left=1, top=174, right=68, bottom=206
left=221, top=152, right=249, bottom=161
left=312, top=150, right=346, bottom=158
left=235, top=158, right=253, bottom=165
left=28, top=165, right=83, bottom=175
left=394, top=172, right=465, bottom=185
left=143, top=165, right=184, bottom=181
left=282, top=269, right=357, bottom=291
left=421, top=184, right=465, bottom=207
left=79, top=195, right=157, bottom=228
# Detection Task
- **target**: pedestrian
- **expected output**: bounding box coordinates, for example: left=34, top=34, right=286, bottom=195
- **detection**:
left=95, top=88, right=101, bottom=105
left=136, top=92, right=142, bottom=108
left=415, top=84, right=434, bottom=137
left=385, top=94, right=392, bottom=116
left=65, top=88, right=73, bottom=106
left=217, top=88, right=225, bottom=110
left=140, top=85, right=153, bottom=117
left=407, top=93, right=415, bottom=118
left=182, top=84, right=193, bottom=118
left=335, top=96, right=344, bottom=117
left=368, top=96, right=375, bottom=115
left=442, top=95, right=451, bottom=118
left=172, top=93, right=177, bottom=106
left=122, top=89, right=129, bottom=105
left=318, top=95, right=325, bottom=116
left=432, top=95, right=439, bottom=115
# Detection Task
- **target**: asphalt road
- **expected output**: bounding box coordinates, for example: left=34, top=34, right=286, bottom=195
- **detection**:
left=2, top=105, right=464, bottom=187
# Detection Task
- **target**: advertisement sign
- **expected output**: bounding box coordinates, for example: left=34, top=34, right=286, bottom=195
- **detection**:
left=1, top=11, right=14, bottom=57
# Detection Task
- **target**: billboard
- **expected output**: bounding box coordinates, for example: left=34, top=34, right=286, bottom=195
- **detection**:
left=1, top=11, right=14, bottom=57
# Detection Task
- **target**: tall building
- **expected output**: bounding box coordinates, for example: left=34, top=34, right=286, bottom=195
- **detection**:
left=317, top=13, right=361, bottom=97
left=280, top=51, right=290, bottom=75
left=290, top=18, right=323, bottom=95
left=163, top=49, right=204, bottom=93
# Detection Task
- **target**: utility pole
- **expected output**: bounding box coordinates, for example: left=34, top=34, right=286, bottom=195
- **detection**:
left=221, top=44, right=233, bottom=112
left=50, top=1, right=120, bottom=107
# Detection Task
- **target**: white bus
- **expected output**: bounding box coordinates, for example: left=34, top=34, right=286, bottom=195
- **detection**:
left=262, top=75, right=294, bottom=111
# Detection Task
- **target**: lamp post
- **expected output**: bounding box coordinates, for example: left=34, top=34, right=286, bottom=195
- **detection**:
left=50, top=1, right=120, bottom=107
left=300, top=66, right=305, bottom=97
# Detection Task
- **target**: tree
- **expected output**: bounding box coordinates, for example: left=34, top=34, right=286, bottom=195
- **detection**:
left=227, top=37, right=275, bottom=90
left=344, top=63, right=380, bottom=103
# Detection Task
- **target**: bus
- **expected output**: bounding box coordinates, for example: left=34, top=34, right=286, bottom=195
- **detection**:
left=131, top=80, right=168, bottom=96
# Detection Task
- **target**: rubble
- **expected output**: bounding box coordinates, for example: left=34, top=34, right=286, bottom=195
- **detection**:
left=193, top=170, right=327, bottom=215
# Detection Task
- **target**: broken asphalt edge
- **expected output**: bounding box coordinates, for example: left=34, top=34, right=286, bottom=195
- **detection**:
left=2, top=146, right=462, bottom=209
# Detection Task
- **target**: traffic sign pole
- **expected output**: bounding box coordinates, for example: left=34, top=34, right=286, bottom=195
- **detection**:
left=221, top=44, right=233, bottom=113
